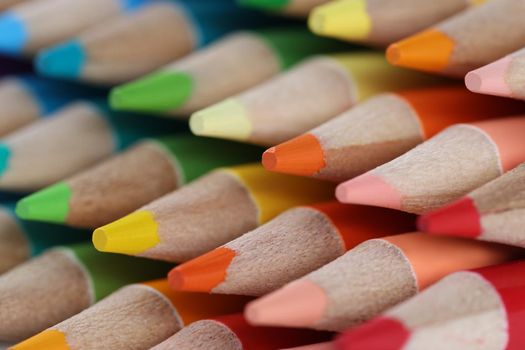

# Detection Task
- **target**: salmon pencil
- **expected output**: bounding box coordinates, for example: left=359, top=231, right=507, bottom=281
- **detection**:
left=0, top=203, right=90, bottom=274
left=238, top=0, right=330, bottom=17
left=419, top=162, right=525, bottom=248
left=245, top=232, right=521, bottom=331
left=12, top=279, right=251, bottom=350
left=0, top=75, right=103, bottom=136
left=36, top=0, right=282, bottom=85
left=169, top=202, right=415, bottom=296
left=0, top=242, right=170, bottom=342
left=387, top=0, right=525, bottom=77
left=309, top=0, right=486, bottom=47
left=110, top=28, right=347, bottom=115
left=466, top=47, right=525, bottom=100
left=336, top=116, right=525, bottom=214
left=152, top=313, right=333, bottom=350
left=0, top=0, right=148, bottom=55
left=0, top=100, right=181, bottom=192
left=189, top=52, right=439, bottom=146
left=263, top=86, right=524, bottom=182
left=93, top=164, right=334, bottom=262
left=334, top=260, right=525, bottom=350
left=16, top=135, right=261, bottom=228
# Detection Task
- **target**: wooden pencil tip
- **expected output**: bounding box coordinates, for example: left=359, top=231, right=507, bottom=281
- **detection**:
left=336, top=173, right=402, bottom=210
left=386, top=44, right=402, bottom=65
left=261, top=147, right=277, bottom=170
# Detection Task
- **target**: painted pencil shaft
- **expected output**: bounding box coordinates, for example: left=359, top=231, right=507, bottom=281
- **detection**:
left=13, top=279, right=251, bottom=350
left=419, top=162, right=525, bottom=247
left=336, top=116, right=525, bottom=214
left=110, top=28, right=348, bottom=115
left=93, top=164, right=335, bottom=262
left=264, top=86, right=524, bottom=182
left=190, top=52, right=440, bottom=146
left=309, top=0, right=484, bottom=47
left=387, top=0, right=525, bottom=76
left=245, top=232, right=521, bottom=331
left=238, top=0, right=330, bottom=17
left=16, top=135, right=262, bottom=228
left=0, top=0, right=146, bottom=55
left=169, top=202, right=415, bottom=296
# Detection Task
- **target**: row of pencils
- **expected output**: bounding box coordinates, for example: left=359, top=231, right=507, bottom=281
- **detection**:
left=0, top=0, right=524, bottom=349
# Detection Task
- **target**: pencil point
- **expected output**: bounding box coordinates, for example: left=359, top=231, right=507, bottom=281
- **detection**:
left=189, top=99, right=252, bottom=141
left=336, top=173, right=402, bottom=210
left=237, top=0, right=288, bottom=11
left=0, top=143, right=11, bottom=176
left=168, top=247, right=236, bottom=292
left=0, top=12, right=27, bottom=54
left=308, top=0, right=371, bottom=41
left=465, top=56, right=513, bottom=97
left=387, top=29, right=454, bottom=73
left=335, top=317, right=410, bottom=350
left=92, top=210, right=160, bottom=255
left=10, top=329, right=69, bottom=350
left=36, top=40, right=86, bottom=79
left=418, top=197, right=481, bottom=238
left=110, top=72, right=194, bottom=113
left=262, top=134, right=325, bottom=176
left=15, top=182, right=72, bottom=224
left=245, top=279, right=327, bottom=328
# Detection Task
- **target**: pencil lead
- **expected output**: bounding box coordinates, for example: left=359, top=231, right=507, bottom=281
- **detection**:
left=10, top=329, right=69, bottom=350
left=237, top=0, right=289, bottom=11
left=0, top=143, right=11, bottom=176
left=110, top=72, right=193, bottom=113
left=16, top=182, right=71, bottom=224
left=335, top=173, right=402, bottom=210
left=36, top=40, right=86, bottom=79
left=308, top=0, right=371, bottom=41
left=92, top=210, right=160, bottom=255
left=168, top=247, right=235, bottom=292
left=190, top=99, right=252, bottom=141
left=0, top=12, right=26, bottom=54
left=465, top=57, right=513, bottom=97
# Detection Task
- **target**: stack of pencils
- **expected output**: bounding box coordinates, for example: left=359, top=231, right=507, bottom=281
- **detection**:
left=0, top=0, right=524, bottom=349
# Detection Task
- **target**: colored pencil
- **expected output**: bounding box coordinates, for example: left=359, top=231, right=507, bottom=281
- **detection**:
left=0, top=99, right=181, bottom=192
left=0, top=0, right=148, bottom=55
left=419, top=162, right=525, bottom=247
left=110, top=28, right=348, bottom=115
left=93, top=163, right=335, bottom=262
left=15, top=135, right=262, bottom=228
left=263, top=86, right=524, bottom=182
left=168, top=202, right=415, bottom=296
left=237, top=0, right=330, bottom=17
left=0, top=242, right=170, bottom=342
left=151, top=313, right=333, bottom=350
left=0, top=75, right=103, bottom=136
left=189, top=52, right=439, bottom=146
left=244, top=232, right=520, bottom=331
left=334, top=260, right=525, bottom=350
left=336, top=116, right=525, bottom=214
left=0, top=203, right=90, bottom=275
left=12, top=279, right=251, bottom=350
left=35, top=0, right=283, bottom=85
left=308, top=0, right=486, bottom=47
left=466, top=46, right=525, bottom=100
left=387, top=0, right=525, bottom=77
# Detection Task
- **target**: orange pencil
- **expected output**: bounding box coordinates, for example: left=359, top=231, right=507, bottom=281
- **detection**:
left=419, top=162, right=525, bottom=248
left=387, top=0, right=525, bottom=77
left=168, top=202, right=415, bottom=296
left=336, top=116, right=525, bottom=214
left=12, top=279, right=251, bottom=350
left=245, top=232, right=521, bottom=331
left=151, top=313, right=333, bottom=350
left=263, top=86, right=525, bottom=182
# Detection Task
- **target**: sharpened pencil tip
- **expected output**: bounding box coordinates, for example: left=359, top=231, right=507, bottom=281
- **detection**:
left=15, top=182, right=71, bottom=224
left=36, top=40, right=86, bottom=79
left=0, top=143, right=11, bottom=177
left=110, top=72, right=194, bottom=113
left=336, top=173, right=402, bottom=210
left=10, top=329, right=69, bottom=350
left=465, top=56, right=514, bottom=98
left=0, top=12, right=27, bottom=54
left=261, top=148, right=277, bottom=170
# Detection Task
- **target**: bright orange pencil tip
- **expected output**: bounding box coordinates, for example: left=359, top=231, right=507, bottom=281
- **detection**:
left=262, top=134, right=325, bottom=176
left=168, top=247, right=236, bottom=292
left=386, top=29, right=454, bottom=73
left=336, top=173, right=402, bottom=210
